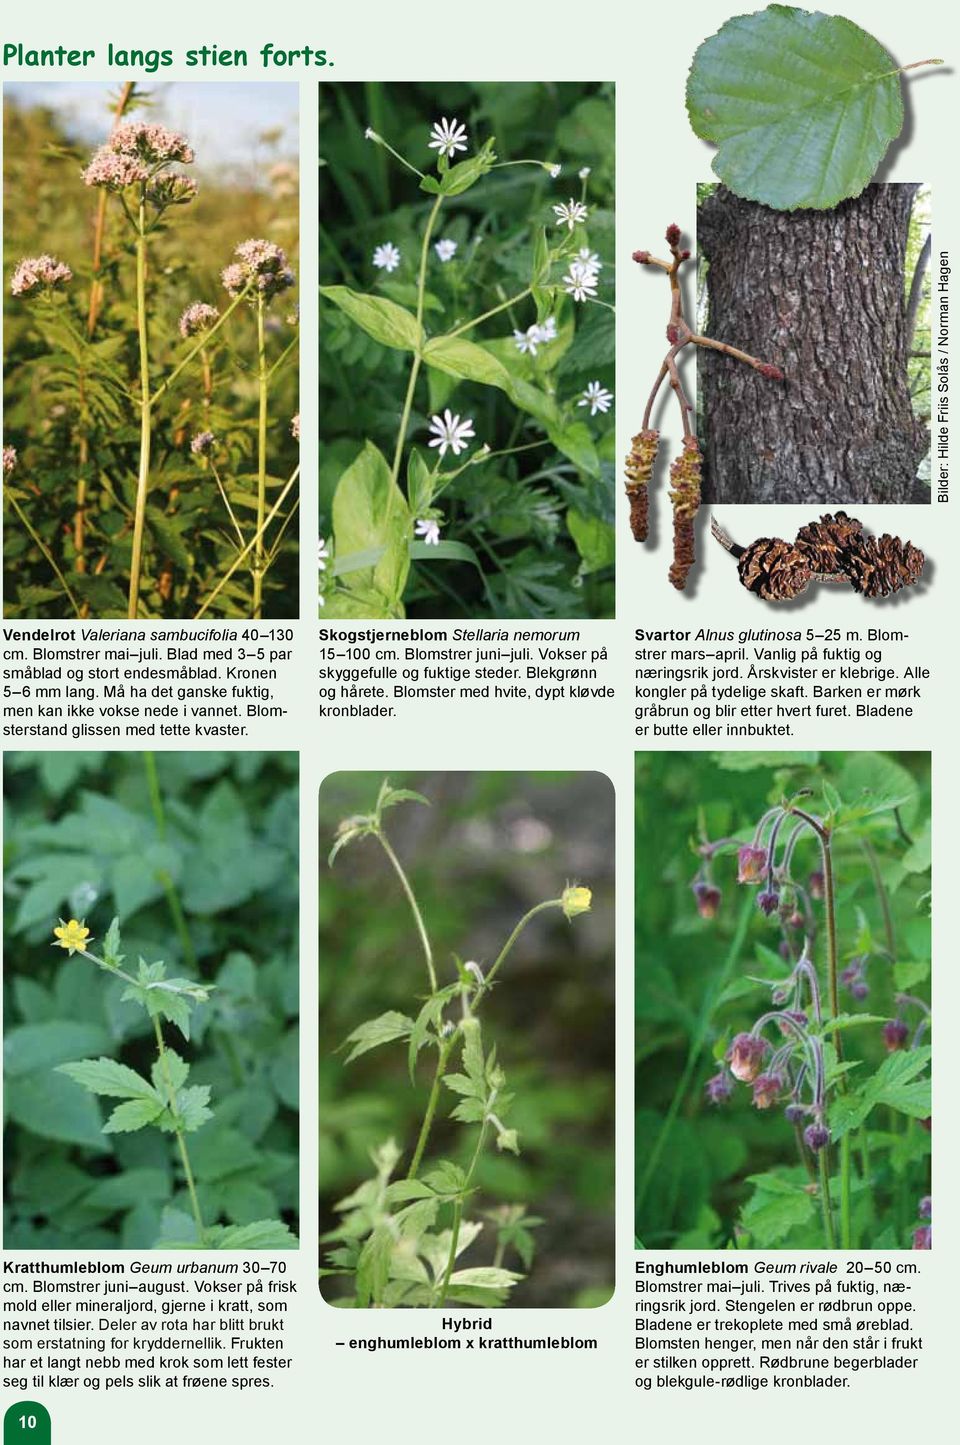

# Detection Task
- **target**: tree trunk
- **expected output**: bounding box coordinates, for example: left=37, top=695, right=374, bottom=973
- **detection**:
left=697, top=184, right=928, bottom=505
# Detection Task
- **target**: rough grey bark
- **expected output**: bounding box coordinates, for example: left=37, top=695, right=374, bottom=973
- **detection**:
left=697, top=184, right=928, bottom=505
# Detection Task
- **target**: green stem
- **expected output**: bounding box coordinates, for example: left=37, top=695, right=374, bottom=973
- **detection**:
left=390, top=194, right=443, bottom=488
left=194, top=467, right=298, bottom=619
left=150, top=281, right=254, bottom=411
left=862, top=839, right=896, bottom=958
left=252, top=297, right=268, bottom=619
left=127, top=193, right=151, bottom=619
left=818, top=1149, right=837, bottom=1250
left=636, top=893, right=754, bottom=1215
left=840, top=1134, right=853, bottom=1248
left=376, top=830, right=436, bottom=992
left=446, top=287, right=532, bottom=340
left=143, top=752, right=196, bottom=970
left=152, top=1014, right=205, bottom=1246
left=473, top=899, right=560, bottom=1003
left=4, top=493, right=82, bottom=617
left=406, top=1036, right=454, bottom=1179
left=437, top=1117, right=490, bottom=1307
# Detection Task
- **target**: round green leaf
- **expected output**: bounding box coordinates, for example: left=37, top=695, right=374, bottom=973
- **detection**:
left=687, top=5, right=905, bottom=210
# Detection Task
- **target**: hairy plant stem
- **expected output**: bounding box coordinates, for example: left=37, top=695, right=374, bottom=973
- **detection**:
left=390, top=194, right=443, bottom=489
left=405, top=900, right=563, bottom=1181
left=127, top=192, right=152, bottom=618
left=375, top=830, right=436, bottom=992
left=817, top=1149, right=837, bottom=1249
left=636, top=893, right=754, bottom=1216
left=862, top=839, right=896, bottom=958
left=151, top=1014, right=205, bottom=1245
left=252, top=296, right=268, bottom=618
left=437, top=1116, right=491, bottom=1306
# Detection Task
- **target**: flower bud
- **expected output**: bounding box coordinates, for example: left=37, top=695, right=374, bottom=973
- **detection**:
left=632, top=249, right=651, bottom=264
left=692, top=880, right=722, bottom=919
left=808, top=870, right=825, bottom=899
left=728, top=1032, right=766, bottom=1083
left=918, top=1196, right=931, bottom=1221
left=777, top=1009, right=808, bottom=1034
left=850, top=981, right=869, bottom=1001
left=882, top=1018, right=909, bottom=1052
left=757, top=889, right=780, bottom=916
left=737, top=845, right=768, bottom=884
left=561, top=885, right=592, bottom=920
left=784, top=1103, right=806, bottom=1124
left=912, top=1224, right=931, bottom=1250
left=786, top=911, right=804, bottom=930
left=804, top=1122, right=830, bottom=1152
left=680, top=248, right=691, bottom=260
left=757, top=362, right=784, bottom=381
left=665, top=223, right=682, bottom=246
left=705, top=1071, right=733, bottom=1105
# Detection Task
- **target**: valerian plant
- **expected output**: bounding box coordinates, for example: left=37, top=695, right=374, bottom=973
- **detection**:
left=51, top=915, right=296, bottom=1250
left=320, top=84, right=614, bottom=620
left=636, top=754, right=930, bottom=1252
left=3, top=87, right=299, bottom=619
left=320, top=780, right=591, bottom=1306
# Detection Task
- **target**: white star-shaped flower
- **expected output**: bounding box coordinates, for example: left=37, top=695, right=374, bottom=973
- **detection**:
left=537, top=316, right=558, bottom=342
left=578, top=166, right=592, bottom=179
left=319, top=538, right=330, bottom=570
left=577, top=247, right=602, bottom=273
left=428, top=117, right=468, bottom=159
left=552, top=199, right=589, bottom=231
left=562, top=262, right=598, bottom=302
left=427, top=409, right=475, bottom=458
left=578, top=381, right=614, bottom=416
left=415, top=518, right=441, bottom=546
left=549, top=163, right=561, bottom=179
left=434, top=238, right=458, bottom=262
left=372, top=242, right=401, bottom=272
left=513, top=325, right=541, bottom=356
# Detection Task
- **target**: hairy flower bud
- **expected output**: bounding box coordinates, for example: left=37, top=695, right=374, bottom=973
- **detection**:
left=728, top=1032, right=766, bottom=1083
left=882, top=1018, right=909, bottom=1052
left=692, top=880, right=722, bottom=919
left=804, top=1122, right=830, bottom=1152
left=757, top=889, right=780, bottom=916
left=665, top=223, right=682, bottom=246
left=705, top=1070, right=733, bottom=1105
left=751, top=1072, right=783, bottom=1110
left=784, top=1102, right=806, bottom=1124
left=632, top=249, right=651, bottom=264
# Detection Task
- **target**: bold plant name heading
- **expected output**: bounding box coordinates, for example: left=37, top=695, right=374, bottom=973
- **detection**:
left=4, top=43, right=331, bottom=71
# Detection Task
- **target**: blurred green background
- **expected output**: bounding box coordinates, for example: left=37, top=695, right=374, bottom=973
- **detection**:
left=3, top=751, right=299, bottom=1247
left=320, top=771, right=615, bottom=1306
left=635, top=751, right=931, bottom=1249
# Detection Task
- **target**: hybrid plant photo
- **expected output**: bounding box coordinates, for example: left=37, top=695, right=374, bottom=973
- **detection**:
left=319, top=83, right=615, bottom=620
left=635, top=752, right=931, bottom=1251
left=3, top=82, right=299, bottom=619
left=3, top=751, right=299, bottom=1249
left=319, top=773, right=614, bottom=1307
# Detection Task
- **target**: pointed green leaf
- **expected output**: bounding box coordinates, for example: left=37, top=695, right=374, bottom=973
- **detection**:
left=341, top=1011, right=414, bottom=1065
left=56, top=1057, right=159, bottom=1101
left=103, top=1097, right=166, bottom=1134
left=320, top=285, right=423, bottom=351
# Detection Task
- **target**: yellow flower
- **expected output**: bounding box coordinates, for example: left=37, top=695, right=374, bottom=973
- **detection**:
left=52, top=918, right=92, bottom=955
left=561, top=885, right=592, bottom=920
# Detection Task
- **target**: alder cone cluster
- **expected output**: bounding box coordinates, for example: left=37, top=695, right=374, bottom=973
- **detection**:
left=794, top=512, right=864, bottom=574
left=737, top=537, right=812, bottom=601
left=840, top=533, right=925, bottom=597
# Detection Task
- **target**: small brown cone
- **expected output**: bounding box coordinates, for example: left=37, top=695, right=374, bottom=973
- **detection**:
left=794, top=512, right=864, bottom=574
left=668, top=439, right=702, bottom=590
left=839, top=533, right=925, bottom=597
left=624, top=429, right=659, bottom=542
left=737, top=537, right=811, bottom=602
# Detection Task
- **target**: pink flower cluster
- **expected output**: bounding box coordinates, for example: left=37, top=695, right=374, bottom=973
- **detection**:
left=10, top=254, right=73, bottom=297
left=2, top=445, right=16, bottom=476
left=222, top=238, right=296, bottom=303
left=191, top=431, right=217, bottom=457
left=83, top=120, right=195, bottom=193
left=179, top=302, right=220, bottom=340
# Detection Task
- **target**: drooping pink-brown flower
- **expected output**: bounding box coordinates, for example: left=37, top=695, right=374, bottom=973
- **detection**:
left=10, top=255, right=73, bottom=298
left=751, top=1072, right=783, bottom=1110
left=692, top=880, right=722, bottom=919
left=882, top=1018, right=909, bottom=1052
left=737, top=845, right=768, bottom=884
left=727, top=1032, right=767, bottom=1083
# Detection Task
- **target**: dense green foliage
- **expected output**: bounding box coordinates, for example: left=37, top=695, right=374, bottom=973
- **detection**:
left=320, top=773, right=614, bottom=1306
left=320, top=83, right=615, bottom=619
left=3, top=88, right=299, bottom=618
left=635, top=752, right=931, bottom=1250
left=3, top=752, right=299, bottom=1248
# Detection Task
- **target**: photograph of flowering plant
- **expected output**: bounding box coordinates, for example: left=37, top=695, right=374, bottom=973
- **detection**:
left=3, top=751, right=299, bottom=1249
left=320, top=773, right=614, bottom=1306
left=635, top=751, right=931, bottom=1250
left=3, top=83, right=299, bottom=619
left=319, top=83, right=614, bottom=619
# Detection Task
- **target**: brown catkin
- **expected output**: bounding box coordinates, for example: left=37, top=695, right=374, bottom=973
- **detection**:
left=624, top=429, right=659, bottom=542
left=737, top=537, right=811, bottom=601
left=667, top=439, right=702, bottom=590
